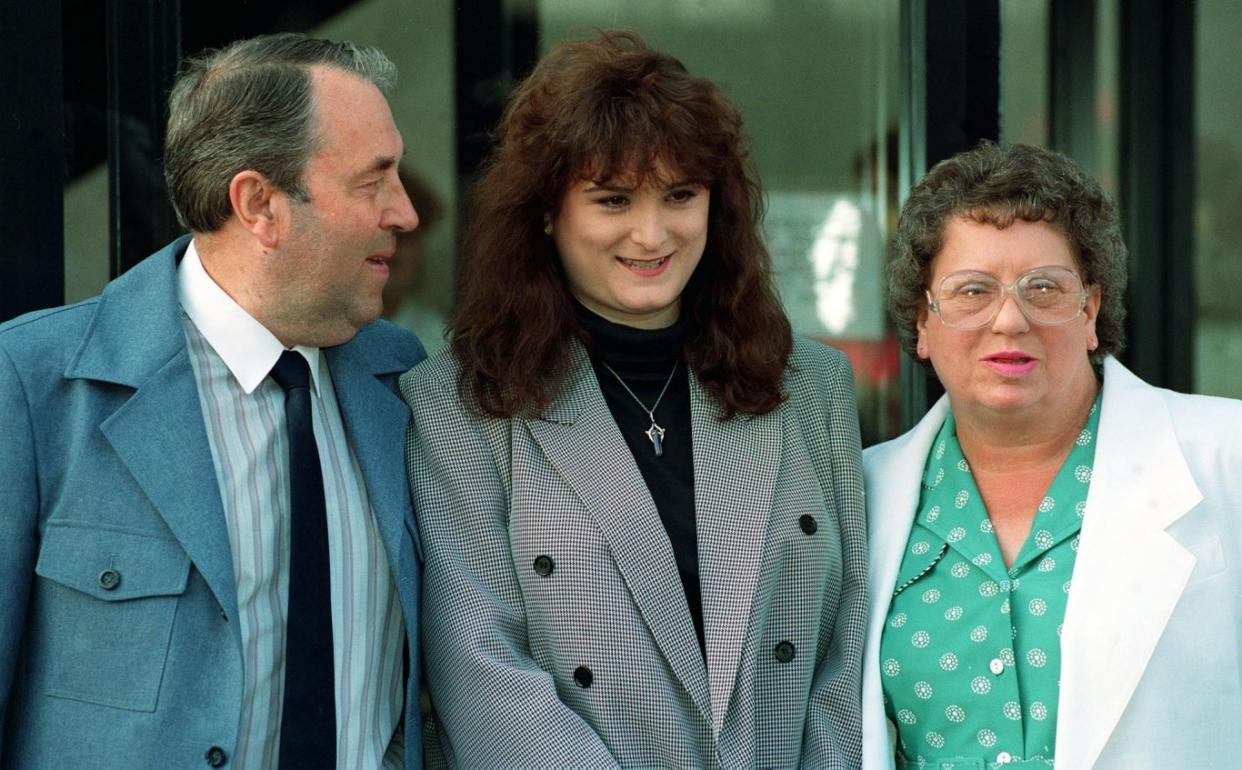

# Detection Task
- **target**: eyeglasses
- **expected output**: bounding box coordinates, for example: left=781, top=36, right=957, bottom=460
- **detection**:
left=925, top=265, right=1089, bottom=330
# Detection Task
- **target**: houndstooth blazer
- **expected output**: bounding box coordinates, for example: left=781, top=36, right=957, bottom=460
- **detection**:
left=402, top=335, right=867, bottom=769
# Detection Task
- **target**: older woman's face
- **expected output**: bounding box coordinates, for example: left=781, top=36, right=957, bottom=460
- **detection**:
left=552, top=161, right=708, bottom=329
left=917, top=217, right=1101, bottom=419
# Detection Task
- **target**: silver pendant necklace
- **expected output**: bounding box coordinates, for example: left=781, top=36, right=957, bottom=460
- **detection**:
left=599, top=360, right=678, bottom=457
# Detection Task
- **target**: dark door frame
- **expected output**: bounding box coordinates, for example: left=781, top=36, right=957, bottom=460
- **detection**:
left=898, top=0, right=1002, bottom=429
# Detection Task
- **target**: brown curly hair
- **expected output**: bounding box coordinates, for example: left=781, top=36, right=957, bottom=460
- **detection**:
left=450, top=30, right=791, bottom=418
left=888, top=141, right=1128, bottom=364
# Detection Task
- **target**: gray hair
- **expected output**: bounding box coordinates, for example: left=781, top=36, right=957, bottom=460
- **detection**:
left=888, top=141, right=1128, bottom=365
left=164, top=32, right=397, bottom=233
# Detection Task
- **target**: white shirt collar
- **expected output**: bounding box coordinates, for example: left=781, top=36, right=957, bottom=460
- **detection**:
left=177, top=240, right=323, bottom=395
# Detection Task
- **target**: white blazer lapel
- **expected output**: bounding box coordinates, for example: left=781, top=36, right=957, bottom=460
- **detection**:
left=690, top=373, right=781, bottom=737
left=525, top=348, right=713, bottom=724
left=861, top=396, right=950, bottom=770
left=1056, top=358, right=1203, bottom=769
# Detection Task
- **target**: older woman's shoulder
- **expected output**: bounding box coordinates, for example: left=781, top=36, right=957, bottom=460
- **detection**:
left=1104, top=357, right=1242, bottom=442
left=1161, top=386, right=1242, bottom=422
left=1160, top=387, right=1242, bottom=452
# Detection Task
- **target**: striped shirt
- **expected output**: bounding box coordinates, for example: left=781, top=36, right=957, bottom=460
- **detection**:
left=178, top=242, right=405, bottom=769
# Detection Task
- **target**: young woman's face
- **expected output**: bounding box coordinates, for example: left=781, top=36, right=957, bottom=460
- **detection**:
left=552, top=161, right=709, bottom=329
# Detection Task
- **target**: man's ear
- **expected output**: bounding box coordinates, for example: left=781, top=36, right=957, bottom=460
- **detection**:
left=228, top=170, right=285, bottom=249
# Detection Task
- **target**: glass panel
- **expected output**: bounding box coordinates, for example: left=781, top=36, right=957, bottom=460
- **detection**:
left=1195, top=0, right=1242, bottom=398
left=1000, top=0, right=1049, bottom=146
left=538, top=0, right=902, bottom=444
left=1094, top=0, right=1120, bottom=197
left=62, top=0, right=110, bottom=304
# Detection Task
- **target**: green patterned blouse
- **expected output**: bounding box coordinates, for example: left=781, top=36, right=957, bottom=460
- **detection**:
left=880, top=394, right=1102, bottom=769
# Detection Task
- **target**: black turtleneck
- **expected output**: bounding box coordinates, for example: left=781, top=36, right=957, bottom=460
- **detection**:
left=574, top=301, right=703, bottom=656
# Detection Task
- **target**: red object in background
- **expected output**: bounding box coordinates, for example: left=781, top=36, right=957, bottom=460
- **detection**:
left=827, top=337, right=901, bottom=387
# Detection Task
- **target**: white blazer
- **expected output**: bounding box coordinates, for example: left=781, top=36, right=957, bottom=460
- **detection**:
left=861, top=356, right=1242, bottom=769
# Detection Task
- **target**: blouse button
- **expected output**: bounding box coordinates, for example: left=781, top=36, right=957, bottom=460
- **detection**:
left=989, top=658, right=1004, bottom=675
left=996, top=751, right=1013, bottom=764
left=798, top=514, right=818, bottom=535
left=533, top=555, right=555, bottom=577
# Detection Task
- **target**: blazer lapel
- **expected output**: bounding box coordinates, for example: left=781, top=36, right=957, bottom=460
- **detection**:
left=71, top=237, right=239, bottom=634
left=1056, top=357, right=1202, bottom=769
left=526, top=345, right=714, bottom=726
left=860, top=396, right=949, bottom=770
left=864, top=397, right=950, bottom=623
left=324, top=335, right=416, bottom=584
left=100, top=352, right=238, bottom=631
left=691, top=374, right=781, bottom=736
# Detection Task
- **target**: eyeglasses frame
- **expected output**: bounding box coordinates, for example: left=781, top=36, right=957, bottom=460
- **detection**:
left=924, top=265, right=1091, bottom=330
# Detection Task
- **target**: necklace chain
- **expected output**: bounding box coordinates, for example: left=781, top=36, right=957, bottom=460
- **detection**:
left=599, top=360, right=678, bottom=457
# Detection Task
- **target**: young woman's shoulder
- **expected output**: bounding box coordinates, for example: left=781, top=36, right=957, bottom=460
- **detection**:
left=783, top=334, right=858, bottom=435
left=399, top=345, right=471, bottom=421
left=788, top=333, right=853, bottom=385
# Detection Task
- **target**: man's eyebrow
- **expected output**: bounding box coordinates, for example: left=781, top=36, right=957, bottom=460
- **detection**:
left=358, top=155, right=399, bottom=177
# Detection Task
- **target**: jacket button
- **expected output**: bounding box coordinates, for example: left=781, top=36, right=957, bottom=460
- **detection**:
left=204, top=746, right=227, bottom=767
left=798, top=514, right=818, bottom=535
left=773, top=641, right=797, bottom=663
left=98, top=569, right=121, bottom=591
left=533, top=555, right=555, bottom=577
left=573, top=666, right=593, bottom=688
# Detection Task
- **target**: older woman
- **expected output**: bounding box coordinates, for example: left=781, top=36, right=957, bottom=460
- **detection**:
left=402, top=31, right=866, bottom=768
left=861, top=141, right=1242, bottom=769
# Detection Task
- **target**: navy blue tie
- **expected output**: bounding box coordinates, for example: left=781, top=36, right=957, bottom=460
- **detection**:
left=269, top=351, right=336, bottom=768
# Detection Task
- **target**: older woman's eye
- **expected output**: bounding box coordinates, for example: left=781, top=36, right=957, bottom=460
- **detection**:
left=954, top=282, right=996, bottom=298
left=667, top=188, right=699, bottom=204
left=1025, top=278, right=1061, bottom=294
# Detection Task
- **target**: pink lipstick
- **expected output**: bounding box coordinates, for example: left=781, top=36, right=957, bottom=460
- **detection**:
left=982, top=351, right=1037, bottom=377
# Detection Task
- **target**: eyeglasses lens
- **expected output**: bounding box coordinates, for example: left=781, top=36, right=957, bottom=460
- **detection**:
left=936, top=267, right=1084, bottom=328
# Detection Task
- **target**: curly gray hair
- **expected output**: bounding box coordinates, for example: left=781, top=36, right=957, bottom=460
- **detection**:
left=888, top=141, right=1127, bottom=364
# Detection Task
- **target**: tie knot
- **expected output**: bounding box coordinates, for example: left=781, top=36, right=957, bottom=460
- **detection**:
left=269, top=350, right=312, bottom=392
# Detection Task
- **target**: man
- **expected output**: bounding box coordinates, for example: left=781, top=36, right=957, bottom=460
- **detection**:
left=0, top=34, right=424, bottom=769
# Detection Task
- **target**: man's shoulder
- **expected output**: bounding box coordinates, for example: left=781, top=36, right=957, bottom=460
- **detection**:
left=0, top=298, right=101, bottom=368
left=343, top=318, right=427, bottom=373
left=0, top=238, right=185, bottom=367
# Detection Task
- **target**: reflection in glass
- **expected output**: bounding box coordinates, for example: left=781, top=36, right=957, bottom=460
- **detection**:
left=1196, top=0, right=1242, bottom=398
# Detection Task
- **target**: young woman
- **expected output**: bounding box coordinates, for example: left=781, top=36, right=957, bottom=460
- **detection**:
left=403, top=31, right=866, bottom=768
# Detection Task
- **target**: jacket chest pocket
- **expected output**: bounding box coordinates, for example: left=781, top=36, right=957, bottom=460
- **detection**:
left=33, top=522, right=191, bottom=712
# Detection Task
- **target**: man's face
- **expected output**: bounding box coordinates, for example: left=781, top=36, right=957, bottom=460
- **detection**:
left=268, top=66, right=418, bottom=347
